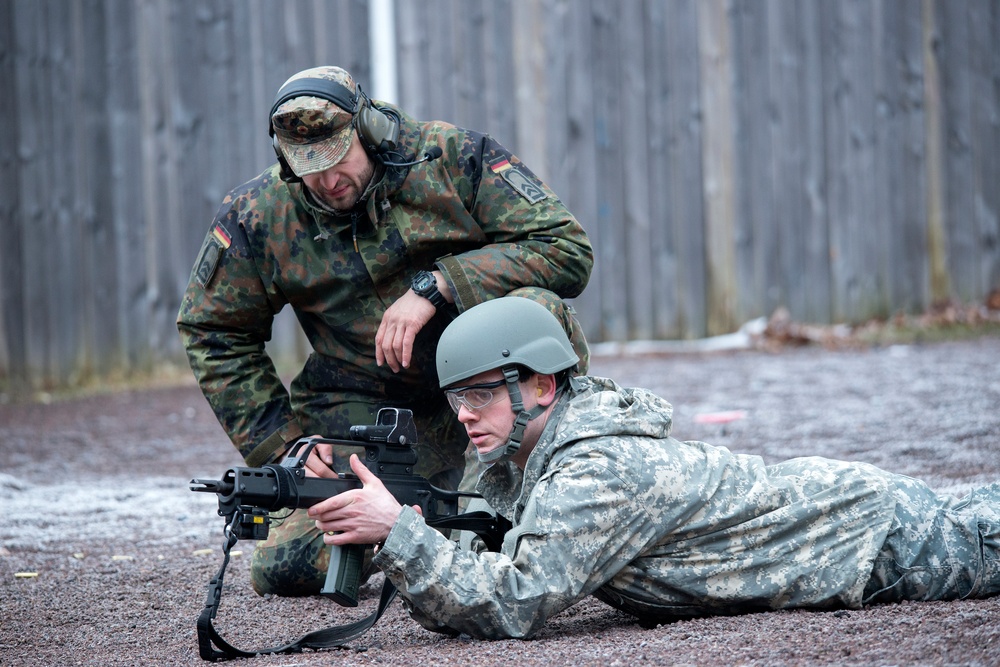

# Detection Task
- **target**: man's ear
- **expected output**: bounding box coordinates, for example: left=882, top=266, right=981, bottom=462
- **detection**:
left=535, top=373, right=558, bottom=406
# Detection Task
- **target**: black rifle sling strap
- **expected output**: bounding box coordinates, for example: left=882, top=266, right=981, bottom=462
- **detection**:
left=196, top=510, right=506, bottom=662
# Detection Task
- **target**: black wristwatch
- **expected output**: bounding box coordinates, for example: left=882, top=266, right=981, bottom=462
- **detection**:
left=411, top=270, right=447, bottom=309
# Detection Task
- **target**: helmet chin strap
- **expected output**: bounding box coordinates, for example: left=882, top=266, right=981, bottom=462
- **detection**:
left=476, top=366, right=553, bottom=465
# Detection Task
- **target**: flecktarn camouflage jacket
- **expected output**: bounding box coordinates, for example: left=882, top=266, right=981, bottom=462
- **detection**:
left=374, top=376, right=898, bottom=639
left=177, top=105, right=592, bottom=466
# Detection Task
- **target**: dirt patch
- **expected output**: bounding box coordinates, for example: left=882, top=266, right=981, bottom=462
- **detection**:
left=2, top=338, right=1000, bottom=666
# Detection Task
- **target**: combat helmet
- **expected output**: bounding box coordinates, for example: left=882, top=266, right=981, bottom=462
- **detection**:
left=436, top=297, right=579, bottom=463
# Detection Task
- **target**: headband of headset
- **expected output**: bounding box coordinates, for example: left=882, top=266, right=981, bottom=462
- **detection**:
left=268, top=77, right=360, bottom=137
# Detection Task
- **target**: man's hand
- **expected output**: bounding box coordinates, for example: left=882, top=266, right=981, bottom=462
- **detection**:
left=376, top=271, right=452, bottom=372
left=375, top=290, right=436, bottom=372
left=285, top=437, right=339, bottom=479
left=309, top=454, right=414, bottom=546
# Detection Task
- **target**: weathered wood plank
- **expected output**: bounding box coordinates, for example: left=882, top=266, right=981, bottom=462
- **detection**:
left=451, top=1, right=487, bottom=135
left=922, top=0, right=951, bottom=304
left=938, top=0, right=977, bottom=302
left=823, top=0, right=882, bottom=322
left=135, top=0, right=182, bottom=362
left=425, top=0, right=460, bottom=124
left=512, top=0, right=547, bottom=171
left=732, top=0, right=775, bottom=323
left=103, top=0, right=148, bottom=375
left=479, top=0, right=516, bottom=148
left=643, top=0, right=677, bottom=339
left=698, top=0, right=739, bottom=335
left=874, top=0, right=929, bottom=314
left=659, top=0, right=707, bottom=339
left=545, top=0, right=604, bottom=342
left=15, top=0, right=60, bottom=386
left=72, top=0, right=117, bottom=379
left=618, top=0, right=654, bottom=340
left=967, top=0, right=1000, bottom=297
left=766, top=0, right=833, bottom=324
left=590, top=0, right=629, bottom=341
left=0, top=0, right=25, bottom=389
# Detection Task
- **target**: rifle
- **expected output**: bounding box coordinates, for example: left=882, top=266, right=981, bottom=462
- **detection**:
left=190, top=407, right=507, bottom=661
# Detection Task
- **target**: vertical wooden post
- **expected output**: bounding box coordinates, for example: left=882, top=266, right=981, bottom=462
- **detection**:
left=0, top=0, right=26, bottom=394
left=923, top=0, right=951, bottom=304
left=698, top=0, right=739, bottom=334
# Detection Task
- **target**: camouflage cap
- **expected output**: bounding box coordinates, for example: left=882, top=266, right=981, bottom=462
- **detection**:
left=271, top=66, right=358, bottom=177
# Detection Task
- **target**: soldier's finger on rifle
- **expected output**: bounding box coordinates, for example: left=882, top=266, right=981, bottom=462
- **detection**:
left=303, top=443, right=339, bottom=479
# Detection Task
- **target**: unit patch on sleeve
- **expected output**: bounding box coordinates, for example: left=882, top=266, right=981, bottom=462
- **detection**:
left=195, top=224, right=232, bottom=288
left=489, top=157, right=548, bottom=205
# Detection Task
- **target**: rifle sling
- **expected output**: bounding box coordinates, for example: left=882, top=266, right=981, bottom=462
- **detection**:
left=196, top=511, right=504, bottom=661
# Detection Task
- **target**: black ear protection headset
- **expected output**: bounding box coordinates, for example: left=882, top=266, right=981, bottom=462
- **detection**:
left=268, top=77, right=400, bottom=183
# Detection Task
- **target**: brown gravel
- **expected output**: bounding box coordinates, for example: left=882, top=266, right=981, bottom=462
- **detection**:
left=2, top=337, right=999, bottom=666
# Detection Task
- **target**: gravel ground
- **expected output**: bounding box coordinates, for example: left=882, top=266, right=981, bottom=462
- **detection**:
left=2, top=336, right=999, bottom=666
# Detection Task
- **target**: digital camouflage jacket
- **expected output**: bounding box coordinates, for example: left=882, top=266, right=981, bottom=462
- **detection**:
left=373, top=376, right=901, bottom=639
left=177, top=105, right=593, bottom=467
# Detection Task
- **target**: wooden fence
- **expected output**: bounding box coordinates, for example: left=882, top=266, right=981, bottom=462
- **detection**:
left=1, top=0, right=998, bottom=394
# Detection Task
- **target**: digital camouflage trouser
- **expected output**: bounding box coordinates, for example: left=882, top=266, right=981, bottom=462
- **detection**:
left=863, top=479, right=1000, bottom=604
left=249, top=290, right=589, bottom=596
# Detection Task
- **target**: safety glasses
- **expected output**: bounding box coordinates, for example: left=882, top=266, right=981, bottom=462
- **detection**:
left=444, top=379, right=507, bottom=414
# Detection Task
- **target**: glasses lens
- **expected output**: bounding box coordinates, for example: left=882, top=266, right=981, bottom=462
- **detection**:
left=446, top=392, right=464, bottom=414
left=445, top=380, right=505, bottom=414
left=462, top=388, right=495, bottom=409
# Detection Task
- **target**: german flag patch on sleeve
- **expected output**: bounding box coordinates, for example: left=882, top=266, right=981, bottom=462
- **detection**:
left=489, top=157, right=548, bottom=205
left=195, top=224, right=232, bottom=288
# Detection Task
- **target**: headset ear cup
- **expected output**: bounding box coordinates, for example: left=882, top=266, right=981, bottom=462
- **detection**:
left=356, top=105, right=398, bottom=155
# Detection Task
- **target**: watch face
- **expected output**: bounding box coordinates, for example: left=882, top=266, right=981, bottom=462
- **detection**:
left=414, top=273, right=434, bottom=291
